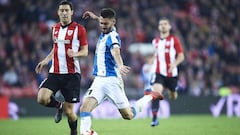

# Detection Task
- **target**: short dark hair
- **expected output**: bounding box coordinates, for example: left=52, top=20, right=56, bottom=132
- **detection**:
left=100, top=8, right=116, bottom=19
left=58, top=0, right=73, bottom=10
left=159, top=17, right=170, bottom=23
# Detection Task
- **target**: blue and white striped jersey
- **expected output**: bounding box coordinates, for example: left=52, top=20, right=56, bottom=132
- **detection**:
left=93, top=29, right=121, bottom=77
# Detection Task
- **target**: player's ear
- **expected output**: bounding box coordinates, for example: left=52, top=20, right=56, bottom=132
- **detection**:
left=169, top=23, right=172, bottom=30
left=112, top=18, right=116, bottom=25
left=57, top=10, right=60, bottom=16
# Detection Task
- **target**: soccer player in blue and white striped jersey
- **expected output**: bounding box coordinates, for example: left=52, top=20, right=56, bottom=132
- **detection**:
left=79, top=8, right=135, bottom=134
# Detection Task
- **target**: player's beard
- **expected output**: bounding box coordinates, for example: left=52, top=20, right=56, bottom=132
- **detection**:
left=102, top=27, right=111, bottom=34
left=160, top=31, right=167, bottom=35
left=160, top=27, right=167, bottom=33
left=61, top=16, right=71, bottom=25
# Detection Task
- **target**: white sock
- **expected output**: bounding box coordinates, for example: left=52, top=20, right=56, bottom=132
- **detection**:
left=134, top=95, right=153, bottom=112
left=80, top=112, right=91, bottom=134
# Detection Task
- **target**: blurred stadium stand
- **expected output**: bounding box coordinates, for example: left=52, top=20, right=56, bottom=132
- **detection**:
left=0, top=0, right=239, bottom=100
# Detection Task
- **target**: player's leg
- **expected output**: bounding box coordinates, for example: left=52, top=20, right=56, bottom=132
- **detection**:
left=149, top=82, right=164, bottom=126
left=151, top=99, right=160, bottom=126
left=63, top=102, right=78, bottom=135
left=166, top=76, right=178, bottom=100
left=60, top=90, right=79, bottom=135
left=80, top=77, right=104, bottom=134
left=168, top=90, right=178, bottom=100
left=80, top=97, right=98, bottom=134
left=58, top=73, right=81, bottom=135
left=106, top=76, right=135, bottom=120
left=113, top=87, right=135, bottom=120
left=37, top=88, right=54, bottom=105
left=54, top=91, right=64, bottom=123
left=119, top=106, right=136, bottom=120
left=134, top=83, right=164, bottom=113
left=37, top=75, right=62, bottom=108
left=37, top=75, right=62, bottom=109
left=143, top=88, right=160, bottom=126
left=150, top=74, right=165, bottom=100
left=38, top=87, right=63, bottom=123
left=152, top=83, right=164, bottom=98
left=134, top=74, right=165, bottom=112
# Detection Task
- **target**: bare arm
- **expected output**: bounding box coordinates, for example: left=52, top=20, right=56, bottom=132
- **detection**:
left=168, top=52, right=184, bottom=73
left=82, top=11, right=99, bottom=20
left=67, top=45, right=88, bottom=58
left=175, top=52, right=184, bottom=66
left=35, top=48, right=54, bottom=74
left=111, top=45, right=131, bottom=76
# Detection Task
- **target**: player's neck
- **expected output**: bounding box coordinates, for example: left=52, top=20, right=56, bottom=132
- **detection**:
left=160, top=32, right=169, bottom=39
left=61, top=21, right=72, bottom=27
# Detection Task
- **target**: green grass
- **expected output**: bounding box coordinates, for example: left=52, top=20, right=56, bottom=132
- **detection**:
left=0, top=115, right=239, bottom=135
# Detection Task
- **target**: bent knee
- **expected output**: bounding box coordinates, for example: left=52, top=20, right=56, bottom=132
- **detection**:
left=37, top=94, right=51, bottom=105
left=170, top=96, right=177, bottom=100
left=80, top=97, right=98, bottom=112
left=37, top=88, right=52, bottom=105
left=122, top=113, right=134, bottom=120
left=65, top=110, right=77, bottom=121
left=122, top=116, right=133, bottom=120
left=37, top=96, right=48, bottom=105
left=64, top=109, right=75, bottom=117
left=169, top=93, right=178, bottom=100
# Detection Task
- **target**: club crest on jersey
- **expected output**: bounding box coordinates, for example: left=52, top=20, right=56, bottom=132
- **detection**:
left=67, top=30, right=73, bottom=36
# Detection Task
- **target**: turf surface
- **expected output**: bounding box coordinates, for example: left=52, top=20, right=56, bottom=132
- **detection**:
left=0, top=115, right=239, bottom=135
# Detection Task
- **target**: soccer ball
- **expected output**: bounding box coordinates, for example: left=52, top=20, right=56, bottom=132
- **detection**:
left=82, top=130, right=98, bottom=135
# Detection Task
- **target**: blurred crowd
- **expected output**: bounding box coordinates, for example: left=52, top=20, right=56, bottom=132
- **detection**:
left=0, top=0, right=239, bottom=98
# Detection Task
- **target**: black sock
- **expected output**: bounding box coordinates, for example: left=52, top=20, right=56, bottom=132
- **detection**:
left=46, top=95, right=61, bottom=108
left=68, top=119, right=77, bottom=131
left=152, top=99, right=160, bottom=120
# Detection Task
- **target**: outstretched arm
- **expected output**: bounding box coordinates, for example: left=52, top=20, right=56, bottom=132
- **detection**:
left=82, top=11, right=99, bottom=20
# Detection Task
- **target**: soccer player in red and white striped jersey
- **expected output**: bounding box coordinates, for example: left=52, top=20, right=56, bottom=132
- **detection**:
left=135, top=17, right=184, bottom=126
left=35, top=1, right=88, bottom=135
left=150, top=17, right=184, bottom=126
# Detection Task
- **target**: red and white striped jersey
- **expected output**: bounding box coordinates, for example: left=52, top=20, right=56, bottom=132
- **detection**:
left=49, top=22, right=88, bottom=74
left=152, top=35, right=183, bottom=77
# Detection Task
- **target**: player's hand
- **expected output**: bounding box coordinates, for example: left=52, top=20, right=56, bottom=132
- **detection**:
left=168, top=63, right=176, bottom=73
left=82, top=11, right=99, bottom=20
left=35, top=61, right=47, bottom=74
left=119, top=65, right=131, bottom=76
left=67, top=49, right=74, bottom=58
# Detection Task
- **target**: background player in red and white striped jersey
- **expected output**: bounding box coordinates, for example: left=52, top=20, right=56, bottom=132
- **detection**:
left=135, top=17, right=184, bottom=126
left=35, top=1, right=88, bottom=135
left=150, top=17, right=184, bottom=126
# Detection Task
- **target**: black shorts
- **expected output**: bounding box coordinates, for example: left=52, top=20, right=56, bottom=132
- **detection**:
left=151, top=73, right=178, bottom=92
left=40, top=73, right=81, bottom=103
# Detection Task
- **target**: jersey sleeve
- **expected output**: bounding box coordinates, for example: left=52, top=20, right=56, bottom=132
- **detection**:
left=107, top=31, right=121, bottom=49
left=152, top=38, right=156, bottom=46
left=174, top=36, right=184, bottom=53
left=78, top=25, right=88, bottom=46
left=51, top=26, right=54, bottom=47
left=152, top=37, right=160, bottom=49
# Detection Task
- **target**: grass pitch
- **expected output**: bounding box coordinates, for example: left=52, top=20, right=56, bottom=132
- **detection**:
left=0, top=115, right=239, bottom=135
